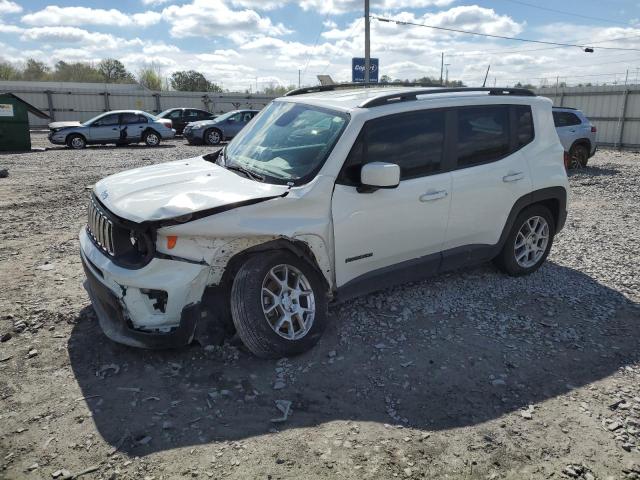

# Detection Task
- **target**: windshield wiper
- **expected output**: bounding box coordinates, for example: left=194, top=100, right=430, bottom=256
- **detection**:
left=225, top=164, right=264, bottom=182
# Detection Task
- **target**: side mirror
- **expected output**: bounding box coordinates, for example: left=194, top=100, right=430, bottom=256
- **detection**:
left=359, top=162, right=400, bottom=192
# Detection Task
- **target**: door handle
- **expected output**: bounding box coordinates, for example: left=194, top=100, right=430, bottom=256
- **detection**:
left=419, top=190, right=448, bottom=202
left=503, top=172, right=524, bottom=182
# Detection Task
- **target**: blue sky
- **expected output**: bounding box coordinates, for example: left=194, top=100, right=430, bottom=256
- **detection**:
left=1, top=0, right=639, bottom=90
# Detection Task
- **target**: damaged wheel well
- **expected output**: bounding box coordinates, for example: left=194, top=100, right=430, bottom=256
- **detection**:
left=195, top=238, right=331, bottom=345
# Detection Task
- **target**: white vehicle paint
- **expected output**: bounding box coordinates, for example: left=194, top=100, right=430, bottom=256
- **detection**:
left=80, top=86, right=569, bottom=357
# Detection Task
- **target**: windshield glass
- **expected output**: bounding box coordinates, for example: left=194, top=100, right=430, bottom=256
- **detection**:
left=82, top=113, right=108, bottom=126
left=213, top=111, right=237, bottom=122
left=224, top=101, right=349, bottom=185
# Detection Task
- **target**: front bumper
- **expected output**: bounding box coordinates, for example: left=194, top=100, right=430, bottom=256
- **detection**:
left=183, top=128, right=204, bottom=143
left=48, top=132, right=66, bottom=145
left=79, top=228, right=210, bottom=348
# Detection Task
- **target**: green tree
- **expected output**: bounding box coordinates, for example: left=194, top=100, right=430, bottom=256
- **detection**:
left=98, top=59, right=135, bottom=83
left=51, top=61, right=103, bottom=83
left=170, top=70, right=222, bottom=92
left=138, top=66, right=163, bottom=91
left=262, top=84, right=296, bottom=96
left=21, top=58, right=49, bottom=81
left=379, top=74, right=392, bottom=83
left=0, top=61, right=20, bottom=80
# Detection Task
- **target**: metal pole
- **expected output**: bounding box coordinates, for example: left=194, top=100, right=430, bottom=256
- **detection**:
left=440, top=52, right=444, bottom=86
left=615, top=70, right=630, bottom=150
left=298, top=69, right=301, bottom=88
left=364, top=0, right=370, bottom=84
left=445, top=64, right=450, bottom=85
left=482, top=65, right=490, bottom=87
left=45, top=90, right=55, bottom=122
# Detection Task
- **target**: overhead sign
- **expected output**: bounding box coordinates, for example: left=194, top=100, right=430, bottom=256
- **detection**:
left=0, top=104, right=14, bottom=117
left=352, top=57, right=379, bottom=83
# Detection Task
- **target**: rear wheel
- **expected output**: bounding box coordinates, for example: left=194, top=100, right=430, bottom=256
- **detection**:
left=143, top=130, right=161, bottom=147
left=230, top=251, right=328, bottom=358
left=494, top=205, right=555, bottom=276
left=569, top=144, right=589, bottom=169
left=66, top=134, right=86, bottom=149
left=204, top=128, right=222, bottom=145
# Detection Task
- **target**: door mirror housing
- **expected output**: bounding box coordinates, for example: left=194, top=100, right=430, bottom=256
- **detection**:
left=359, top=162, right=400, bottom=192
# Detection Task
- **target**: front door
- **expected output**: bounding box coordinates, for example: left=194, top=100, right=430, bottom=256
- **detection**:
left=332, top=109, right=452, bottom=287
left=88, top=113, right=121, bottom=141
left=120, top=112, right=147, bottom=141
left=224, top=112, right=244, bottom=137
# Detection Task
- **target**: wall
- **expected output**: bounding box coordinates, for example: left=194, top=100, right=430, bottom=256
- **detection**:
left=0, top=80, right=275, bottom=128
left=535, top=85, right=640, bottom=149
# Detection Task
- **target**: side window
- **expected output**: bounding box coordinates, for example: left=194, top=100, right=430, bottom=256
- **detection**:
left=228, top=112, right=242, bottom=122
left=515, top=105, right=534, bottom=147
left=137, top=114, right=148, bottom=123
left=121, top=113, right=140, bottom=125
left=168, top=110, right=183, bottom=120
left=185, top=109, right=200, bottom=120
left=242, top=112, right=254, bottom=122
left=456, top=106, right=510, bottom=167
left=339, top=109, right=445, bottom=184
left=196, top=110, right=211, bottom=119
left=93, top=113, right=120, bottom=126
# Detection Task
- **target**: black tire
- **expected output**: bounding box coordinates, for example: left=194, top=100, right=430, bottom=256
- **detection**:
left=204, top=128, right=222, bottom=145
left=230, top=251, right=328, bottom=358
left=493, top=205, right=555, bottom=276
left=569, top=143, right=589, bottom=169
left=66, top=134, right=86, bottom=149
left=142, top=130, right=161, bottom=147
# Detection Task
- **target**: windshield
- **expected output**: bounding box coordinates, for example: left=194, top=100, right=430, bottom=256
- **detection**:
left=224, top=101, right=349, bottom=185
left=213, top=111, right=238, bottom=122
left=82, top=113, right=108, bottom=126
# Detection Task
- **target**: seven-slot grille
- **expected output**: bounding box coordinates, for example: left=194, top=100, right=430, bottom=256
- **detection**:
left=87, top=198, right=115, bottom=256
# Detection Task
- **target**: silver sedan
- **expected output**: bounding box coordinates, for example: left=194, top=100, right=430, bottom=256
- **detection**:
left=48, top=110, right=176, bottom=149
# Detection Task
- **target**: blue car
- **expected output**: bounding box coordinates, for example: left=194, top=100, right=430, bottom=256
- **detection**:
left=48, top=110, right=175, bottom=149
left=183, top=109, right=259, bottom=145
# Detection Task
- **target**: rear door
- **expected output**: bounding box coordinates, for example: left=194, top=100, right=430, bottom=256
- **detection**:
left=442, top=104, right=534, bottom=267
left=120, top=112, right=147, bottom=141
left=332, top=109, right=452, bottom=287
left=88, top=113, right=121, bottom=141
left=553, top=110, right=582, bottom=151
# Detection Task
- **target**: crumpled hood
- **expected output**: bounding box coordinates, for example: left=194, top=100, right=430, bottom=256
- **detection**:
left=94, top=156, right=289, bottom=223
left=49, top=121, right=82, bottom=130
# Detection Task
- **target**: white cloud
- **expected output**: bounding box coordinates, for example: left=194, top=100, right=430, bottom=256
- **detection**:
left=19, top=26, right=145, bottom=51
left=143, top=43, right=180, bottom=54
left=141, top=0, right=170, bottom=5
left=161, top=0, right=291, bottom=38
left=230, top=0, right=287, bottom=10
left=300, top=0, right=454, bottom=15
left=0, top=0, right=21, bottom=15
left=21, top=6, right=161, bottom=28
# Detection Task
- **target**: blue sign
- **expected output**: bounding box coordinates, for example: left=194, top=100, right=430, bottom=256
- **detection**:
left=352, top=57, right=379, bottom=83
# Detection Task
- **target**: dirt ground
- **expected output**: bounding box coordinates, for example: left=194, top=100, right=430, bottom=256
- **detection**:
left=0, top=134, right=639, bottom=480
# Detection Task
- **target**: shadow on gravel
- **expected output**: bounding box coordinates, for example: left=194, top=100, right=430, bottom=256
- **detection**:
left=45, top=144, right=176, bottom=151
left=568, top=165, right=620, bottom=177
left=68, top=262, right=639, bottom=456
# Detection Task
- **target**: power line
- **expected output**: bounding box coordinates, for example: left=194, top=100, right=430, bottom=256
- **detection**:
left=372, top=16, right=640, bottom=52
left=496, top=0, right=634, bottom=26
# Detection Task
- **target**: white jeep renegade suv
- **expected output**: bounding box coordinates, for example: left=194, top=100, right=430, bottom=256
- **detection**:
left=80, top=86, right=569, bottom=358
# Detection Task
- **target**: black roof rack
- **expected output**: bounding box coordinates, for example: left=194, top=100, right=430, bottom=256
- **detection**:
left=358, top=87, right=536, bottom=108
left=284, top=82, right=443, bottom=97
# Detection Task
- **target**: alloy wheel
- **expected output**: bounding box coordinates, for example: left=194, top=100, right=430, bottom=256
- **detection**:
left=514, top=215, right=550, bottom=268
left=261, top=264, right=315, bottom=340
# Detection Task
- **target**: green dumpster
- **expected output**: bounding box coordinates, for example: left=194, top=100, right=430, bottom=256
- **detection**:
left=0, top=93, right=50, bottom=151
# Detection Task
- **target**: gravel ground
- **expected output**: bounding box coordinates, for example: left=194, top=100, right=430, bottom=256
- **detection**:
left=0, top=133, right=639, bottom=480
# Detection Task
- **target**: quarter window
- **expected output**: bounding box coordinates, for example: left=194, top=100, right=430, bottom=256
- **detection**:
left=553, top=111, right=582, bottom=127
left=515, top=105, right=534, bottom=147
left=457, top=106, right=510, bottom=167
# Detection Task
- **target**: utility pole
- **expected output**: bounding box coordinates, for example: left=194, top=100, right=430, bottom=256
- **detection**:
left=255, top=76, right=258, bottom=93
left=298, top=69, right=301, bottom=88
left=482, top=65, right=490, bottom=87
left=439, top=52, right=444, bottom=86
left=364, top=0, right=370, bottom=84
left=444, top=63, right=450, bottom=85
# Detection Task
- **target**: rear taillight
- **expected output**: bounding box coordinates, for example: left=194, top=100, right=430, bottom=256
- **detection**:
left=563, top=151, right=570, bottom=169
left=591, top=126, right=597, bottom=133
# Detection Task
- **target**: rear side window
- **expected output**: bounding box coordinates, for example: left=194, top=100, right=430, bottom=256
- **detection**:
left=457, top=106, right=510, bottom=167
left=515, top=105, right=534, bottom=147
left=340, top=109, right=445, bottom=183
left=553, top=111, right=581, bottom=127
left=137, top=114, right=148, bottom=123
left=121, top=113, right=141, bottom=125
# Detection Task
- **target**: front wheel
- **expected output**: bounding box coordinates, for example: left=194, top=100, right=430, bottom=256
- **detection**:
left=143, top=130, right=161, bottom=147
left=66, top=134, right=86, bottom=149
left=204, top=128, right=222, bottom=145
left=494, top=205, right=555, bottom=276
left=230, top=251, right=328, bottom=358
